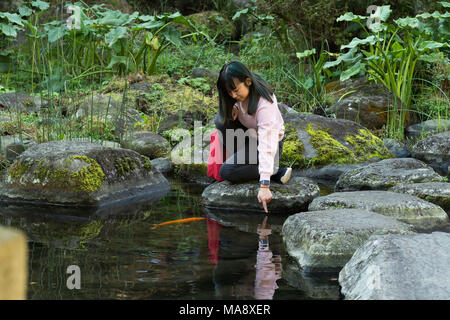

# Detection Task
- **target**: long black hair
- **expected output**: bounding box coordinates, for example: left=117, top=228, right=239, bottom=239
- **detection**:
left=216, top=61, right=273, bottom=124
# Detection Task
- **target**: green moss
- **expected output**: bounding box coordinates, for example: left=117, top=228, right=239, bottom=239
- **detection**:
left=305, top=124, right=356, bottom=166
left=8, top=155, right=105, bottom=193
left=141, top=155, right=153, bottom=171
left=280, top=123, right=306, bottom=167
left=114, top=156, right=138, bottom=176
left=345, top=129, right=393, bottom=161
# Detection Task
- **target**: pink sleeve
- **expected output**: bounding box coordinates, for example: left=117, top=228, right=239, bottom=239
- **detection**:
left=255, top=99, right=281, bottom=182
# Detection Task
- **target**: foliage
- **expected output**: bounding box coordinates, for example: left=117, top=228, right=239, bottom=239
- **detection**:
left=322, top=3, right=449, bottom=138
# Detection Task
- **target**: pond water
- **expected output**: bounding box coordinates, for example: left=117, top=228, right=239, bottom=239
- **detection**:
left=0, top=177, right=342, bottom=300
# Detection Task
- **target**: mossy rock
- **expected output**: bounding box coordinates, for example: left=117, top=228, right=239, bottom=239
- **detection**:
left=0, top=140, right=169, bottom=207
left=280, top=113, right=393, bottom=169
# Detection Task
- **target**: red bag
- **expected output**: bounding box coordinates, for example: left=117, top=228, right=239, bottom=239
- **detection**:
left=207, top=129, right=226, bottom=181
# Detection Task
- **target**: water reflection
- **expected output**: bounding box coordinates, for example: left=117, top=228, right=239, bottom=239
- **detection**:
left=254, top=216, right=282, bottom=300
left=207, top=215, right=282, bottom=300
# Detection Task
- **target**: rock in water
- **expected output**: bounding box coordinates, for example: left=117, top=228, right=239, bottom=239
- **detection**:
left=309, top=190, right=449, bottom=229
left=281, top=209, right=413, bottom=270
left=201, top=176, right=320, bottom=214
left=390, top=182, right=450, bottom=210
left=335, top=158, right=444, bottom=191
left=0, top=140, right=169, bottom=207
left=339, top=232, right=450, bottom=300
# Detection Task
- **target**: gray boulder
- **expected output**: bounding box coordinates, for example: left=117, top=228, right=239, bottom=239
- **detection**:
left=382, top=138, right=411, bottom=158
left=339, top=232, right=450, bottom=300
left=411, top=131, right=450, bottom=177
left=390, top=182, right=450, bottom=210
left=121, top=131, right=171, bottom=159
left=0, top=140, right=169, bottom=207
left=405, top=119, right=450, bottom=138
left=74, top=94, right=141, bottom=135
left=324, top=78, right=407, bottom=130
left=0, top=92, right=46, bottom=113
left=335, top=158, right=444, bottom=192
left=308, top=190, right=449, bottom=229
left=280, top=112, right=393, bottom=169
left=150, top=157, right=172, bottom=174
left=201, top=176, right=320, bottom=214
left=281, top=209, right=414, bottom=270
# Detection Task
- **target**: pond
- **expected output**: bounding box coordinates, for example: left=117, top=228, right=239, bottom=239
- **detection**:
left=0, top=177, right=341, bottom=300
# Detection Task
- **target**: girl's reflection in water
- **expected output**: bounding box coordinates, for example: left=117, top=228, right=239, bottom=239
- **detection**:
left=254, top=215, right=282, bottom=300
left=206, top=215, right=282, bottom=300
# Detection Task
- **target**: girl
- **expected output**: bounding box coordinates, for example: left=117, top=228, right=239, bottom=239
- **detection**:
left=214, top=61, right=292, bottom=213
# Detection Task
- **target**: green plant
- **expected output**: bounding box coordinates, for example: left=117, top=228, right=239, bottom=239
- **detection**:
left=324, top=4, right=449, bottom=138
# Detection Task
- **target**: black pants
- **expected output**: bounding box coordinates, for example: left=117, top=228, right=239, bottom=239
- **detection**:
left=214, top=114, right=283, bottom=183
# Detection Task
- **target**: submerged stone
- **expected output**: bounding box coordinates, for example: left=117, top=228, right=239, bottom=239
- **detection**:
left=308, top=190, right=449, bottom=229
left=201, top=176, right=320, bottom=214
left=339, top=232, right=450, bottom=300
left=0, top=140, right=169, bottom=207
left=281, top=209, right=413, bottom=271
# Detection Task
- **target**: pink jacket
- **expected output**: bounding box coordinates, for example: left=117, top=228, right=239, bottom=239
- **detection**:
left=234, top=94, right=285, bottom=181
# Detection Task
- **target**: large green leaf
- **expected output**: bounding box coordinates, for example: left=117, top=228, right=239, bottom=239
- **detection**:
left=375, top=5, right=392, bottom=22
left=418, top=40, right=448, bottom=52
left=0, top=12, right=25, bottom=26
left=47, top=25, right=67, bottom=42
left=18, top=6, right=33, bottom=17
left=395, top=17, right=419, bottom=28
left=106, top=55, right=128, bottom=69
left=340, top=35, right=381, bottom=50
left=340, top=61, right=365, bottom=81
left=31, top=0, right=50, bottom=11
left=323, top=47, right=361, bottom=69
left=296, top=48, right=316, bottom=59
left=438, top=1, right=450, bottom=8
left=336, top=12, right=365, bottom=22
left=162, top=26, right=183, bottom=47
left=134, top=20, right=164, bottom=31
left=0, top=23, right=18, bottom=37
left=105, top=26, right=127, bottom=47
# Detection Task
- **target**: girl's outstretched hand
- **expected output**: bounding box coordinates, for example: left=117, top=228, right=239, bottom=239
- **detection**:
left=258, top=188, right=272, bottom=213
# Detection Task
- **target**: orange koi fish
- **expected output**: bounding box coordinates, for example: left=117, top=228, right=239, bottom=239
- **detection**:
left=151, top=217, right=206, bottom=230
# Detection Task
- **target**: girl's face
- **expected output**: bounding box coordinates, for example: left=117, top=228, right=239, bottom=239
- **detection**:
left=227, top=77, right=251, bottom=103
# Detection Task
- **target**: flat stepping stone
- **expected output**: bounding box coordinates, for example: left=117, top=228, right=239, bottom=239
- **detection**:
left=281, top=209, right=413, bottom=271
left=339, top=232, right=450, bottom=299
left=390, top=182, right=450, bottom=210
left=335, top=158, right=444, bottom=192
left=308, top=190, right=449, bottom=229
left=0, top=140, right=170, bottom=207
left=201, top=176, right=320, bottom=214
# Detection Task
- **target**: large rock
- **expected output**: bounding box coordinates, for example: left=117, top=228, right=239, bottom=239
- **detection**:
left=390, top=182, right=450, bottom=210
left=324, top=77, right=409, bottom=129
left=335, top=158, right=444, bottom=192
left=406, top=119, right=450, bottom=138
left=411, top=131, right=450, bottom=177
left=202, top=176, right=320, bottom=214
left=0, top=92, right=46, bottom=113
left=308, top=191, right=449, bottom=229
left=121, top=131, right=171, bottom=159
left=0, top=140, right=170, bottom=207
left=339, top=232, right=450, bottom=300
left=0, top=225, right=27, bottom=300
left=281, top=209, right=413, bottom=271
left=74, top=94, right=141, bottom=135
left=280, top=112, right=393, bottom=169
left=382, top=138, right=411, bottom=158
